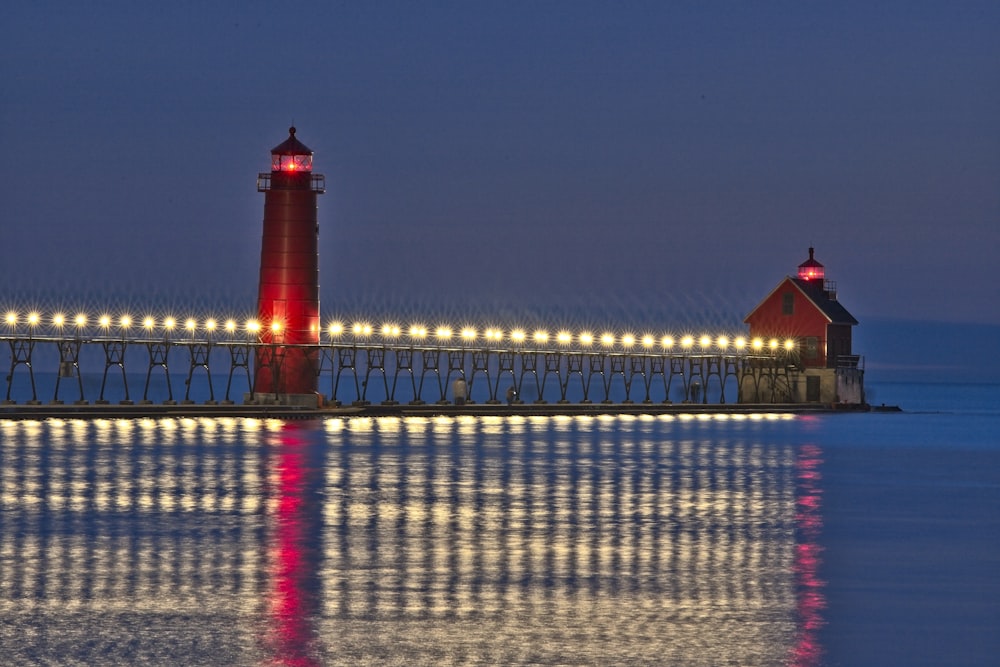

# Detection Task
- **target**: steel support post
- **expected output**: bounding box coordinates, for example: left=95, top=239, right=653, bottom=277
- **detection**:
left=648, top=356, right=669, bottom=403
left=562, top=353, right=585, bottom=403
left=704, top=356, right=723, bottom=404
left=494, top=351, right=519, bottom=404
left=98, top=340, right=130, bottom=404
left=142, top=341, right=174, bottom=404
left=604, top=355, right=627, bottom=403
left=4, top=338, right=38, bottom=404
left=389, top=348, right=415, bottom=405
left=586, top=353, right=606, bottom=404
left=53, top=339, right=85, bottom=404
left=518, top=352, right=542, bottom=403
left=361, top=347, right=388, bottom=405
left=224, top=343, right=253, bottom=404
left=468, top=350, right=493, bottom=403
left=184, top=342, right=214, bottom=404
left=444, top=350, right=466, bottom=404
left=334, top=347, right=360, bottom=405
left=628, top=355, right=647, bottom=403
left=539, top=353, right=562, bottom=404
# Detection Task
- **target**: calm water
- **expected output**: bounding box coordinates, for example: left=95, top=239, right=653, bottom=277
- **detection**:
left=0, top=382, right=997, bottom=666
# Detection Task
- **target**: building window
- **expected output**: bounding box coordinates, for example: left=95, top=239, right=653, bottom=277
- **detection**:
left=782, top=293, right=794, bottom=315
left=805, top=336, right=818, bottom=359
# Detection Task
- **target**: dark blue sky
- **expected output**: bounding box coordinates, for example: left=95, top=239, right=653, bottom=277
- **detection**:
left=2, top=2, right=998, bottom=330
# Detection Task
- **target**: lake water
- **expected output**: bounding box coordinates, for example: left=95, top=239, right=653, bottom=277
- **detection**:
left=0, top=382, right=997, bottom=666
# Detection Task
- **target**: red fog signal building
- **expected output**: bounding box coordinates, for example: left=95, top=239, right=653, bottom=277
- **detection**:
left=743, top=248, right=864, bottom=404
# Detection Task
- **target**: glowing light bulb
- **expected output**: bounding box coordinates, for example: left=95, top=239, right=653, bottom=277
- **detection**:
left=511, top=330, right=526, bottom=343
left=621, top=334, right=635, bottom=347
left=557, top=331, right=572, bottom=345
left=205, top=319, right=216, bottom=331
left=734, top=337, right=746, bottom=349
left=717, top=336, right=729, bottom=348
left=225, top=320, right=237, bottom=333
left=271, top=321, right=282, bottom=333
left=533, top=330, right=548, bottom=343
left=699, top=335, right=711, bottom=348
left=120, top=315, right=131, bottom=328
left=246, top=319, right=261, bottom=333
left=681, top=335, right=694, bottom=348
left=75, top=314, right=87, bottom=328
left=579, top=332, right=593, bottom=346
left=5, top=312, right=17, bottom=326
left=461, top=328, right=476, bottom=341
left=661, top=335, right=674, bottom=349
left=53, top=313, right=65, bottom=328
left=769, top=339, right=779, bottom=350
left=435, top=326, right=452, bottom=339
left=601, top=333, right=615, bottom=346
left=27, top=312, right=39, bottom=326
left=752, top=338, right=763, bottom=350
left=642, top=335, right=654, bottom=347
left=143, top=317, right=155, bottom=329
left=784, top=339, right=795, bottom=351
left=329, top=322, right=343, bottom=336
left=99, top=315, right=111, bottom=328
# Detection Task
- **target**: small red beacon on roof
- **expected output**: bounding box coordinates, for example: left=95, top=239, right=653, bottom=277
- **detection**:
left=797, top=247, right=825, bottom=281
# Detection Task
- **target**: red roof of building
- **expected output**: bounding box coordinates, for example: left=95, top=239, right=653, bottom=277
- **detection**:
left=744, top=276, right=858, bottom=326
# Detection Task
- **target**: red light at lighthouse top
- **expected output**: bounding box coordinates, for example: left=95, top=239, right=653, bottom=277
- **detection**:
left=797, top=247, right=825, bottom=281
left=271, top=126, right=313, bottom=172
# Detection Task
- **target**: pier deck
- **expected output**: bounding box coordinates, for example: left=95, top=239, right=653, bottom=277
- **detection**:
left=0, top=400, right=866, bottom=421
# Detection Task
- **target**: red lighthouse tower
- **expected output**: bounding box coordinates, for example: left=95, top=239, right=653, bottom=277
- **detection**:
left=254, top=127, right=325, bottom=402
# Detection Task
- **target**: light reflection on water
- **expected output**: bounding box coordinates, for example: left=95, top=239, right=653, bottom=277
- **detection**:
left=0, top=415, right=822, bottom=666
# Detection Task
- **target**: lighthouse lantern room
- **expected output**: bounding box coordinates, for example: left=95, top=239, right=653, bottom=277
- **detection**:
left=797, top=247, right=825, bottom=282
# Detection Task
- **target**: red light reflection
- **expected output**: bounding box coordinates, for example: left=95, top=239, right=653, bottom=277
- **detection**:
left=791, top=443, right=826, bottom=667
left=265, top=422, right=324, bottom=666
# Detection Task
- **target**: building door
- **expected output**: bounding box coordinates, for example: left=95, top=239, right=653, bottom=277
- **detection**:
left=806, top=376, right=821, bottom=402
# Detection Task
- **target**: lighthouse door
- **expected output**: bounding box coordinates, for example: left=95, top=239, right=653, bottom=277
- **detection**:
left=806, top=376, right=821, bottom=402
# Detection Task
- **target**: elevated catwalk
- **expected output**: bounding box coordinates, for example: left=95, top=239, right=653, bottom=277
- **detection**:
left=0, top=329, right=835, bottom=417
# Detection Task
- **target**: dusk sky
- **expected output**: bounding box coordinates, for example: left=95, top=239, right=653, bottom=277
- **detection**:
left=2, top=2, right=998, bottom=335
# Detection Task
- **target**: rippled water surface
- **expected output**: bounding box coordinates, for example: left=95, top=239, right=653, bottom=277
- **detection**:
left=1, top=383, right=998, bottom=666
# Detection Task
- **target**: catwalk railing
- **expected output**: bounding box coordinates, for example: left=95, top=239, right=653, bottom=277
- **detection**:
left=1, top=334, right=802, bottom=406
